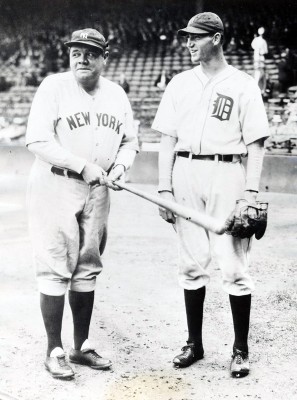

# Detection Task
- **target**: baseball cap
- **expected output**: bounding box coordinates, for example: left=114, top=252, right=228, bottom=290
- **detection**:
left=178, top=12, right=224, bottom=36
left=65, top=28, right=107, bottom=51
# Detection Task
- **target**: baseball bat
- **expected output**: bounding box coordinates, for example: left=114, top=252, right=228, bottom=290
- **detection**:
left=113, top=181, right=227, bottom=235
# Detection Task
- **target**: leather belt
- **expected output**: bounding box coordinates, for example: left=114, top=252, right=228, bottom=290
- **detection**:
left=51, top=166, right=84, bottom=181
left=177, top=152, right=240, bottom=162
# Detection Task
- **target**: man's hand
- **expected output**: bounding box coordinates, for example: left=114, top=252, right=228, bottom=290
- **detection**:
left=81, top=162, right=107, bottom=185
left=106, top=164, right=126, bottom=191
left=225, top=192, right=268, bottom=240
left=158, top=190, right=176, bottom=224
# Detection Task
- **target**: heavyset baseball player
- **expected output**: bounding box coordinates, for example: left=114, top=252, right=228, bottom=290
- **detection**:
left=26, top=28, right=138, bottom=379
left=152, top=12, right=269, bottom=377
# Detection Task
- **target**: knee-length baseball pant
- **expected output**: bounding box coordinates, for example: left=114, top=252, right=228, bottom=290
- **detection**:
left=172, top=156, right=255, bottom=296
left=27, top=159, right=110, bottom=296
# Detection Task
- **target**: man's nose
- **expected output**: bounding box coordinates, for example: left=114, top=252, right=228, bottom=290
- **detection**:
left=78, top=54, right=89, bottom=64
left=187, top=37, right=194, bottom=48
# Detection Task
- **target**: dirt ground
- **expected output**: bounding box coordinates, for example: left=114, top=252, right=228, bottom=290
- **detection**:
left=0, top=176, right=296, bottom=400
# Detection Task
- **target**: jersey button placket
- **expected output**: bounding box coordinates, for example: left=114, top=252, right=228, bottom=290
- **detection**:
left=91, top=98, right=99, bottom=163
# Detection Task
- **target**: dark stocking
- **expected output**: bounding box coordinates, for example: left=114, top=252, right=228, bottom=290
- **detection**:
left=40, top=293, right=64, bottom=356
left=229, top=294, right=251, bottom=353
left=184, top=286, right=206, bottom=348
left=69, top=290, right=94, bottom=350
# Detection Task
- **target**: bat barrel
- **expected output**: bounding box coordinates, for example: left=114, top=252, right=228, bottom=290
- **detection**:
left=112, top=181, right=226, bottom=235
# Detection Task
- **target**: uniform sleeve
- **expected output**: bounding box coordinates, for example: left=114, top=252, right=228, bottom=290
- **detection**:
left=151, top=82, right=177, bottom=137
left=26, top=77, right=59, bottom=145
left=113, top=149, right=136, bottom=171
left=27, top=141, right=87, bottom=174
left=26, top=76, right=87, bottom=173
left=245, top=139, right=265, bottom=192
left=239, top=79, right=270, bottom=145
left=158, top=134, right=177, bottom=192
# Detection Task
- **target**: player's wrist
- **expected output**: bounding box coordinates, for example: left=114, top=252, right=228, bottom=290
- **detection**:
left=243, top=190, right=258, bottom=203
left=113, top=163, right=126, bottom=172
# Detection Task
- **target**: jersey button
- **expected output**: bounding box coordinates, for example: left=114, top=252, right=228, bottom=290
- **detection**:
left=96, top=143, right=99, bottom=147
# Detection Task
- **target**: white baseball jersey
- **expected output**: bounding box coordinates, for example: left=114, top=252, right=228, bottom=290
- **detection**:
left=26, top=71, right=139, bottom=172
left=152, top=65, right=269, bottom=295
left=26, top=72, right=138, bottom=296
left=251, top=36, right=268, bottom=61
left=152, top=65, right=269, bottom=154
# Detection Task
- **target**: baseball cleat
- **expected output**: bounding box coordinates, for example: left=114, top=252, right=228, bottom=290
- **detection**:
left=230, top=348, right=249, bottom=378
left=45, top=347, right=75, bottom=379
left=69, top=349, right=112, bottom=369
left=69, top=340, right=112, bottom=370
left=173, top=343, right=204, bottom=368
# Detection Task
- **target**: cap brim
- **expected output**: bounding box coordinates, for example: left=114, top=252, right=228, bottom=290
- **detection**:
left=64, top=40, right=105, bottom=51
left=178, top=27, right=211, bottom=36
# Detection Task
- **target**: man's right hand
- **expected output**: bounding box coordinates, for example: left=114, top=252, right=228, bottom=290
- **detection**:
left=81, top=162, right=107, bottom=185
left=158, top=190, right=176, bottom=224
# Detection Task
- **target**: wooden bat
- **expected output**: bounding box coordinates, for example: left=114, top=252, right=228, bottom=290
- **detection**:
left=113, top=181, right=228, bottom=235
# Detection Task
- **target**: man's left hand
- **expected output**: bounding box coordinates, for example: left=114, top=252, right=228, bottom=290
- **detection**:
left=106, top=164, right=126, bottom=191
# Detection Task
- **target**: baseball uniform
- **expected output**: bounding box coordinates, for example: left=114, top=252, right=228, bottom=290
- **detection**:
left=152, top=64, right=269, bottom=295
left=26, top=71, right=139, bottom=296
left=251, top=35, right=268, bottom=67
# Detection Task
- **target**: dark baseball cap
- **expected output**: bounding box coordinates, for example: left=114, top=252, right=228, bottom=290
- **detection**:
left=178, top=12, right=224, bottom=36
left=65, top=28, right=107, bottom=51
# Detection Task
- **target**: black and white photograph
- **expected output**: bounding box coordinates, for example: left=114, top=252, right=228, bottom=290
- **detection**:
left=0, top=0, right=296, bottom=399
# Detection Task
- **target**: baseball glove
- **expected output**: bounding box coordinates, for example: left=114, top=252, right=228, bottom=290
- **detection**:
left=225, top=199, right=268, bottom=240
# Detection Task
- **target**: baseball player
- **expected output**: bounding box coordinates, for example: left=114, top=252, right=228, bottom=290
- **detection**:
left=251, top=27, right=268, bottom=93
left=26, top=28, right=139, bottom=379
left=152, top=12, right=269, bottom=377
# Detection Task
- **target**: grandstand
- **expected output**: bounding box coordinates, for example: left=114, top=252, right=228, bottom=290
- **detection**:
left=0, top=0, right=296, bottom=152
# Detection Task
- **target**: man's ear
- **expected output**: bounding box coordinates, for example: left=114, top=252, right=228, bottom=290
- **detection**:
left=104, top=50, right=109, bottom=59
left=213, top=33, right=222, bottom=45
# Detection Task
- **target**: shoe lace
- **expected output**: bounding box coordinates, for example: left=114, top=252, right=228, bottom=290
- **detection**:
left=234, top=353, right=243, bottom=364
left=233, top=350, right=247, bottom=364
left=87, top=350, right=101, bottom=360
left=57, top=355, right=67, bottom=367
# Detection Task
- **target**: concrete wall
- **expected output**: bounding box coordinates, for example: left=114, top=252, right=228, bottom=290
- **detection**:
left=0, top=146, right=296, bottom=194
left=260, top=154, right=297, bottom=194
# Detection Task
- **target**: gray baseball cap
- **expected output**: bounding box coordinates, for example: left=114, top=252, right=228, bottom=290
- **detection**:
left=65, top=28, right=107, bottom=51
left=178, top=12, right=224, bottom=36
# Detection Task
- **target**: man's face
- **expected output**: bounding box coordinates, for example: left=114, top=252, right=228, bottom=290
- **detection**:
left=69, top=45, right=105, bottom=84
left=186, top=33, right=215, bottom=64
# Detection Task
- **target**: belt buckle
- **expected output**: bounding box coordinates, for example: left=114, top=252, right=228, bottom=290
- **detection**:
left=232, top=155, right=241, bottom=163
left=63, top=169, right=69, bottom=179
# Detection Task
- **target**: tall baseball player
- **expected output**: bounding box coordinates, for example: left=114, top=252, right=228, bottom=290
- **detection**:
left=152, top=12, right=269, bottom=378
left=26, top=28, right=139, bottom=379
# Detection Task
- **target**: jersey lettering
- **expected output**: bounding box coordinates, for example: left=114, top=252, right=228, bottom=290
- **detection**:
left=66, top=112, right=122, bottom=134
left=211, top=93, right=234, bottom=121
left=102, top=114, right=109, bottom=126
left=81, top=112, right=90, bottom=125
left=96, top=113, right=122, bottom=134
left=66, top=112, right=91, bottom=130
left=74, top=112, right=84, bottom=127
